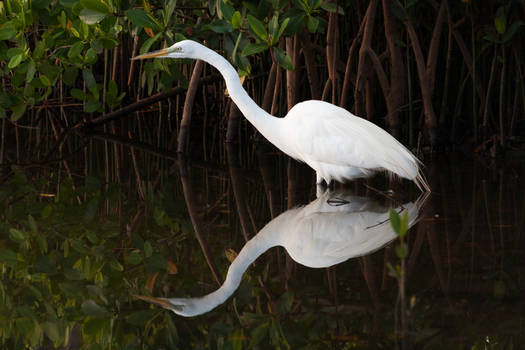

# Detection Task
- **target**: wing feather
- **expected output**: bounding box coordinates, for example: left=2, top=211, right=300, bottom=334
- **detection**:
left=283, top=101, right=425, bottom=187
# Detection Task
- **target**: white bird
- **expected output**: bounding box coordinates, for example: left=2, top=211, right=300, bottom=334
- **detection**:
left=132, top=40, right=429, bottom=191
left=137, top=190, right=428, bottom=317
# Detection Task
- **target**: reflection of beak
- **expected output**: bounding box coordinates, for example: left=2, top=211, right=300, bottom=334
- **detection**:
left=131, top=48, right=169, bottom=60
left=135, top=295, right=172, bottom=309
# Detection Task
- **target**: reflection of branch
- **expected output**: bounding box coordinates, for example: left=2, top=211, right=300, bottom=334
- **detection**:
left=227, top=144, right=256, bottom=241
left=178, top=157, right=221, bottom=285
left=0, top=145, right=86, bottom=170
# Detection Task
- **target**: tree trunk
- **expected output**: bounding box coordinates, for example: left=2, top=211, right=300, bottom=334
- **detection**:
left=406, top=21, right=438, bottom=146
left=382, top=0, right=406, bottom=136
left=299, top=30, right=321, bottom=100
left=177, top=60, right=205, bottom=153
left=355, top=0, right=379, bottom=118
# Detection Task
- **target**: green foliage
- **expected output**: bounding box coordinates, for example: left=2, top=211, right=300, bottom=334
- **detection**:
left=387, top=209, right=409, bottom=279
left=0, top=171, right=194, bottom=348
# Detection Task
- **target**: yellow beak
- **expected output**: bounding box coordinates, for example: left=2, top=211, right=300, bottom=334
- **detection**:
left=131, top=48, right=170, bottom=60
left=135, top=295, right=172, bottom=309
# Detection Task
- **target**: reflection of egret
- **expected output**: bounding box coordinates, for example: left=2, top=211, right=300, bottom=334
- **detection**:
left=132, top=40, right=429, bottom=191
left=137, top=191, right=427, bottom=317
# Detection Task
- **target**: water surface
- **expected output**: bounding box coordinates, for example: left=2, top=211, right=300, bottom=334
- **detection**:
left=1, top=134, right=524, bottom=349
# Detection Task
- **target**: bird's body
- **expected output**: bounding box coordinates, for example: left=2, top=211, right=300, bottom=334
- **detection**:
left=133, top=40, right=429, bottom=191
left=279, top=100, right=424, bottom=185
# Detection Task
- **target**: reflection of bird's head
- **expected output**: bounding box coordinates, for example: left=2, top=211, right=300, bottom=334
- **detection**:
left=132, top=40, right=203, bottom=61
left=135, top=295, right=200, bottom=317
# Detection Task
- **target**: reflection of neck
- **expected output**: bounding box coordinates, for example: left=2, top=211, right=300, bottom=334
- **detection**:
left=190, top=226, right=279, bottom=315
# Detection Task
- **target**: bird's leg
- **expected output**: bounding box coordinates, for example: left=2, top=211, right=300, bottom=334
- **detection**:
left=316, top=173, right=324, bottom=185
left=315, top=184, right=331, bottom=198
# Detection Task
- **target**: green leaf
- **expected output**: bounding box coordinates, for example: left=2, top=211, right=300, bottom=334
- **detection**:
left=273, top=47, right=294, bottom=70
left=28, top=215, right=38, bottom=233
left=269, top=15, right=279, bottom=41
left=389, top=209, right=401, bottom=234
left=9, top=228, right=27, bottom=242
left=249, top=322, right=269, bottom=348
left=84, top=197, right=99, bottom=220
left=220, top=1, right=235, bottom=21
left=320, top=3, right=344, bottom=15
left=232, top=11, right=242, bottom=29
left=306, top=15, right=319, bottom=33
left=11, top=103, right=26, bottom=121
left=41, top=204, right=52, bottom=218
left=0, top=22, right=17, bottom=40
left=33, top=41, right=46, bottom=58
left=79, top=9, right=107, bottom=24
left=494, top=280, right=505, bottom=299
left=207, top=19, right=233, bottom=33
left=71, top=239, right=89, bottom=254
left=125, top=9, right=161, bottom=31
left=68, top=41, right=84, bottom=58
left=242, top=43, right=268, bottom=56
left=126, top=251, right=143, bottom=265
left=26, top=60, right=36, bottom=83
left=248, top=15, right=268, bottom=42
left=494, top=7, right=506, bottom=35
left=40, top=75, right=52, bottom=87
left=8, top=53, right=24, bottom=69
left=80, top=0, right=110, bottom=14
left=144, top=241, right=153, bottom=258
left=126, top=310, right=157, bottom=326
left=139, top=32, right=162, bottom=54
left=86, top=230, right=99, bottom=244
left=84, top=101, right=101, bottom=113
left=107, top=80, right=118, bottom=100
left=276, top=17, right=290, bottom=41
left=84, top=48, right=97, bottom=65
left=276, top=291, right=294, bottom=314
left=502, top=21, right=523, bottom=42
left=81, top=300, right=108, bottom=317
left=386, top=262, right=400, bottom=278
left=82, top=69, right=98, bottom=95
left=145, top=253, right=167, bottom=273
left=42, top=322, right=60, bottom=342
left=109, top=258, right=124, bottom=271
left=0, top=249, right=19, bottom=266
left=70, top=88, right=86, bottom=100
left=63, top=67, right=79, bottom=86
left=83, top=318, right=106, bottom=336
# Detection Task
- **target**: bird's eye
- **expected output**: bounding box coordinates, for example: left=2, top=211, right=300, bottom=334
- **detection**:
left=174, top=47, right=182, bottom=52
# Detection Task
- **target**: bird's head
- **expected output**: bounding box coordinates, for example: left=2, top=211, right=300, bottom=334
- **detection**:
left=132, top=40, right=202, bottom=61
left=135, top=295, right=201, bottom=317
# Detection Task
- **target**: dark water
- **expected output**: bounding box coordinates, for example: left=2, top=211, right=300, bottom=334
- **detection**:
left=1, top=133, right=524, bottom=349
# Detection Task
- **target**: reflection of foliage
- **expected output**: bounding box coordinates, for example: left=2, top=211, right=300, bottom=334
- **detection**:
left=0, top=170, right=383, bottom=348
left=0, top=170, right=192, bottom=348
left=2, top=168, right=524, bottom=348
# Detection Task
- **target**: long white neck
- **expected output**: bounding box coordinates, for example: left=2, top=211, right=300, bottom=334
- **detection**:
left=196, top=46, right=284, bottom=148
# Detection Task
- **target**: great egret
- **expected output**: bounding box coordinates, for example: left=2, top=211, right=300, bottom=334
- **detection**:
left=137, top=190, right=428, bottom=317
left=133, top=40, right=429, bottom=191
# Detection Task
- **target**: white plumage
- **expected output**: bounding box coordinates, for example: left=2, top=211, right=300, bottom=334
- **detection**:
left=133, top=40, right=429, bottom=192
